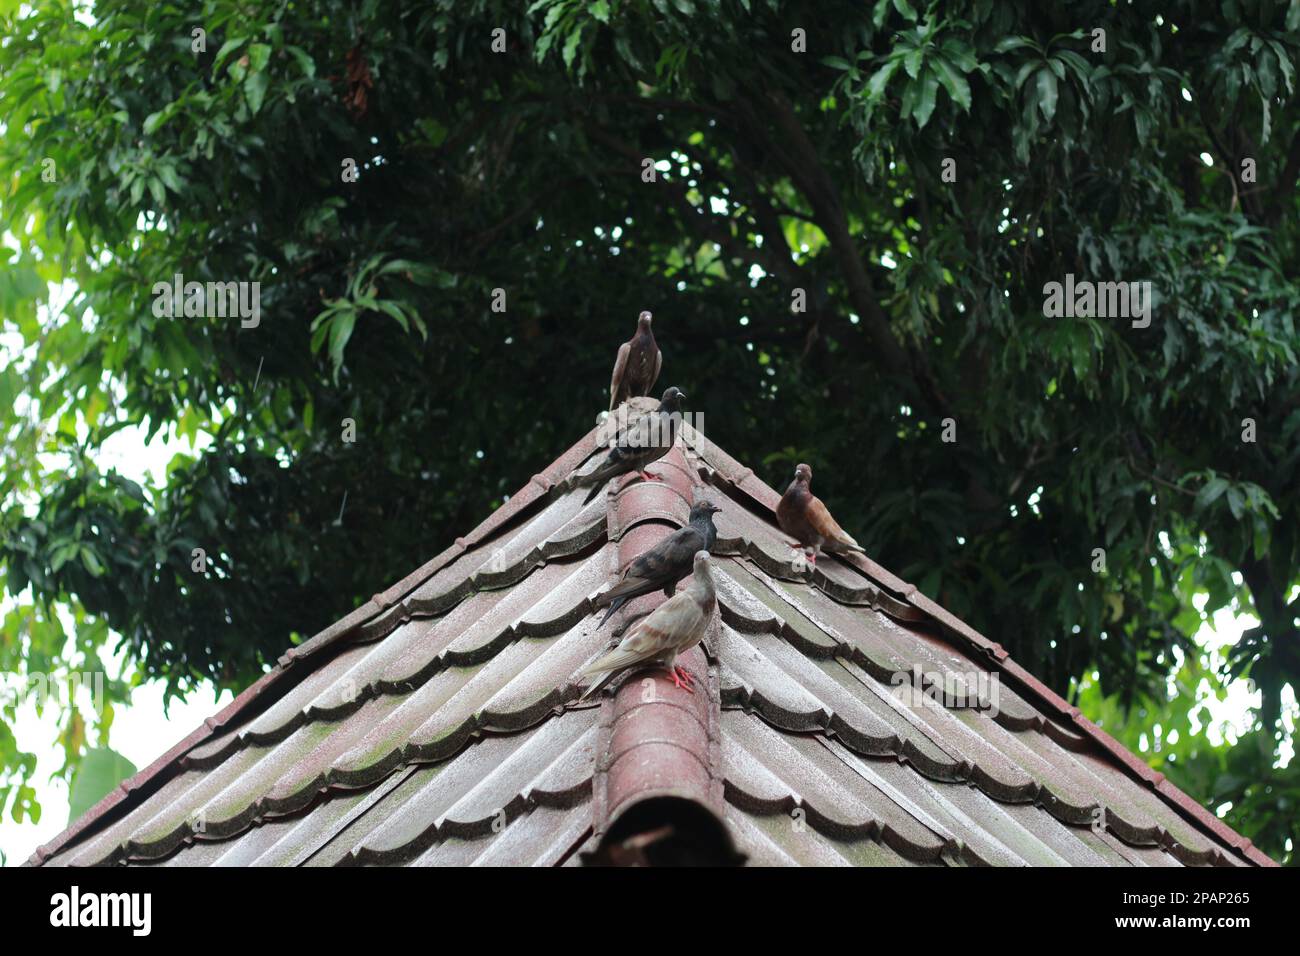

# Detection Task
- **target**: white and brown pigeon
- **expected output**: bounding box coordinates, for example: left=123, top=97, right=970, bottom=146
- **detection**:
left=609, top=310, right=662, bottom=410
left=775, top=462, right=866, bottom=565
left=579, top=550, right=716, bottom=699
left=576, top=386, right=685, bottom=504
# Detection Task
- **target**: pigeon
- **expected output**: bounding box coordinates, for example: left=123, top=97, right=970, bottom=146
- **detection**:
left=609, top=311, right=662, bottom=410
left=579, top=550, right=716, bottom=699
left=592, top=500, right=721, bottom=630
left=775, top=462, right=865, bottom=565
left=576, top=386, right=685, bottom=505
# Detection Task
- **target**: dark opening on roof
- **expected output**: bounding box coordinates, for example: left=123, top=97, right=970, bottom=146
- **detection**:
left=586, top=797, right=745, bottom=867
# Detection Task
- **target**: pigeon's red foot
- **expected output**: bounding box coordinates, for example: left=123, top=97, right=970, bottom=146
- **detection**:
left=638, top=471, right=663, bottom=482
left=670, top=665, right=696, bottom=693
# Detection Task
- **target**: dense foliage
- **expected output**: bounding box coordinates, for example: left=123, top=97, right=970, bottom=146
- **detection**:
left=1, top=0, right=1297, bottom=861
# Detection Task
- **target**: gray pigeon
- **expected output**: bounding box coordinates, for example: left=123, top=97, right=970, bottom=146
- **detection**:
left=609, top=311, right=662, bottom=410
left=592, top=500, right=721, bottom=629
left=576, top=387, right=686, bottom=505
left=580, top=551, right=717, bottom=699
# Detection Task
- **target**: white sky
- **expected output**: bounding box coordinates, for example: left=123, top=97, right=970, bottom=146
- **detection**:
left=0, top=412, right=233, bottom=866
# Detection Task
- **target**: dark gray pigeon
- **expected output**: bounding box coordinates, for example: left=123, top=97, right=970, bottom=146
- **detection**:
left=577, top=387, right=686, bottom=505
left=609, top=311, right=662, bottom=410
left=592, top=499, right=721, bottom=629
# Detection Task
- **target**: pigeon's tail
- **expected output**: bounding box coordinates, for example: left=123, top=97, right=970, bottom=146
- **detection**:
left=593, top=575, right=652, bottom=629
left=578, top=640, right=653, bottom=700
left=579, top=668, right=621, bottom=701
left=595, top=598, right=625, bottom=630
left=580, top=462, right=624, bottom=504
left=827, top=532, right=865, bottom=555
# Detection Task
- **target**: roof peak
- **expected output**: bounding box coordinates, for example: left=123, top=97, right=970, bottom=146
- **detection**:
left=29, top=417, right=1272, bottom=867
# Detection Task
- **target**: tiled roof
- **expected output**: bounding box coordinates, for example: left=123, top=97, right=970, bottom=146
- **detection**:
left=29, top=399, right=1274, bottom=867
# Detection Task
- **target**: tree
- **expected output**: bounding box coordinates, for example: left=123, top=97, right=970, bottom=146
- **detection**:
left=1, top=0, right=1296, bottom=862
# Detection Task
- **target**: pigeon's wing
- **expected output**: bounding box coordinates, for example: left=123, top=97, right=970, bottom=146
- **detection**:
left=582, top=591, right=694, bottom=675
left=602, top=413, right=660, bottom=471
left=629, top=525, right=699, bottom=578
left=624, top=408, right=655, bottom=448
left=627, top=591, right=705, bottom=657
left=775, top=487, right=814, bottom=545
left=806, top=495, right=862, bottom=551
left=609, top=341, right=631, bottom=410
left=644, top=595, right=707, bottom=655
left=591, top=527, right=697, bottom=614
left=649, top=345, right=662, bottom=393
left=594, top=564, right=664, bottom=606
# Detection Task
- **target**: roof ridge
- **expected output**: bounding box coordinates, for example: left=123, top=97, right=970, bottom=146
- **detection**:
left=584, top=441, right=733, bottom=862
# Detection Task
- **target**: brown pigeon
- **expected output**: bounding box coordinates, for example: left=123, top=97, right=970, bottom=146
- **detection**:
left=592, top=500, right=721, bottom=629
left=575, top=387, right=685, bottom=505
left=579, top=550, right=716, bottom=699
left=609, top=311, right=662, bottom=410
left=775, top=463, right=865, bottom=565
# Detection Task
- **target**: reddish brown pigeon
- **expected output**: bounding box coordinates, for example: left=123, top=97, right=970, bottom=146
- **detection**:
left=579, top=550, right=716, bottom=699
left=609, top=311, right=662, bottom=410
left=775, top=463, right=865, bottom=565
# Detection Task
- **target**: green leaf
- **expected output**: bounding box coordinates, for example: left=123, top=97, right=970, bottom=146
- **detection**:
left=245, top=71, right=269, bottom=114
left=80, top=548, right=105, bottom=577
left=327, top=310, right=358, bottom=378
left=1035, top=67, right=1058, bottom=121
left=912, top=70, right=940, bottom=128
left=142, top=109, right=171, bottom=135
left=1226, top=486, right=1245, bottom=520
left=904, top=46, right=925, bottom=80
left=213, top=36, right=247, bottom=73
left=995, top=36, right=1038, bottom=54
left=67, top=747, right=137, bottom=824
left=157, top=163, right=183, bottom=194
left=1195, top=476, right=1229, bottom=513
left=247, top=42, right=272, bottom=73
left=562, top=23, right=585, bottom=71
left=931, top=56, right=971, bottom=112
left=285, top=45, right=316, bottom=78
left=865, top=59, right=899, bottom=103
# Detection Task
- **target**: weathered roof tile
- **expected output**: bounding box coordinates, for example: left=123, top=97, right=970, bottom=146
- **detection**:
left=30, top=417, right=1269, bottom=867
